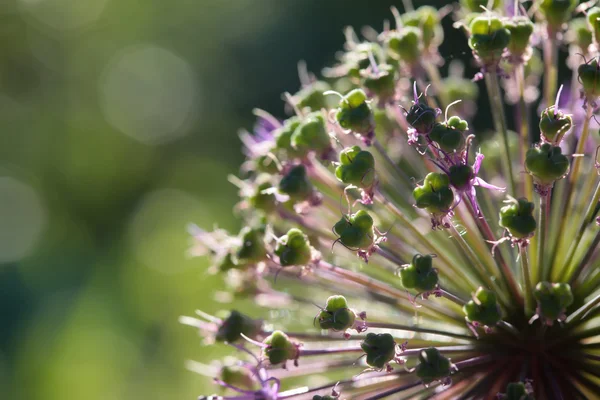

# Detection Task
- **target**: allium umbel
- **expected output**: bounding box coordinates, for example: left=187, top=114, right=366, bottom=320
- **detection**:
left=183, top=1, right=600, bottom=398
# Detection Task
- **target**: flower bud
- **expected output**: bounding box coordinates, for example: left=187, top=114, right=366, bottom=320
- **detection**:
left=333, top=210, right=375, bottom=250
left=567, top=18, right=592, bottom=51
left=334, top=89, right=375, bottom=135
left=468, top=15, right=511, bottom=66
left=335, top=146, right=375, bottom=188
left=448, top=164, right=475, bottom=192
left=525, top=143, right=570, bottom=186
left=275, top=117, right=302, bottom=155
left=236, top=227, right=267, bottom=264
left=216, top=310, right=262, bottom=343
left=294, top=81, right=332, bottom=112
left=248, top=179, right=277, bottom=213
left=292, top=112, right=332, bottom=157
left=262, top=330, right=299, bottom=366
left=588, top=8, right=600, bottom=45
left=539, top=106, right=572, bottom=144
left=386, top=27, right=422, bottom=65
left=360, top=333, right=396, bottom=369
left=400, top=254, right=439, bottom=292
left=275, top=228, right=312, bottom=266
left=406, top=99, right=438, bottom=135
left=429, top=118, right=467, bottom=153
left=415, top=347, right=452, bottom=384
left=538, top=0, right=577, bottom=33
left=360, top=64, right=396, bottom=103
left=499, top=197, right=536, bottom=239
left=413, top=173, right=454, bottom=215
left=505, top=16, right=534, bottom=59
left=578, top=58, right=600, bottom=99
left=533, top=282, right=574, bottom=322
left=279, top=165, right=314, bottom=202
left=219, top=365, right=256, bottom=391
left=463, top=287, right=502, bottom=326
left=403, top=6, right=443, bottom=50
left=317, top=295, right=357, bottom=331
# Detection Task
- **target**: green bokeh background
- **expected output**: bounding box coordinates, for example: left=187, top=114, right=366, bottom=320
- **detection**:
left=0, top=1, right=464, bottom=398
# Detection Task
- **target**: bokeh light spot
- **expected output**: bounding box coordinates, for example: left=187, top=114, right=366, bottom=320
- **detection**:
left=0, top=177, right=46, bottom=264
left=100, top=45, right=197, bottom=145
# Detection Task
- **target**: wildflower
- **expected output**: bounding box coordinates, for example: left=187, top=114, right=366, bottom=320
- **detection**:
left=184, top=4, right=600, bottom=398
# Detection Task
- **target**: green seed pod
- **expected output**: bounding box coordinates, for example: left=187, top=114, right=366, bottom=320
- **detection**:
left=533, top=282, right=574, bottom=321
left=274, top=117, right=302, bottom=154
left=525, top=143, right=570, bottom=186
left=413, top=173, right=454, bottom=215
left=460, top=0, right=501, bottom=13
left=403, top=6, right=443, bottom=50
left=505, top=16, right=534, bottom=58
left=386, top=27, right=422, bottom=65
left=334, top=89, right=375, bottom=135
left=578, top=58, right=600, bottom=99
left=254, top=154, right=280, bottom=174
left=360, top=333, right=396, bottom=369
left=415, top=347, right=452, bottom=384
left=274, top=228, right=312, bottom=267
left=215, top=310, right=262, bottom=343
left=538, top=0, right=577, bottom=33
left=568, top=18, right=593, bottom=51
left=360, top=64, right=396, bottom=103
left=333, top=210, right=374, bottom=250
left=406, top=99, right=438, bottom=134
left=429, top=119, right=467, bottom=153
left=345, top=42, right=384, bottom=80
left=217, top=252, right=241, bottom=272
left=294, top=81, right=332, bottom=112
left=317, top=295, right=357, bottom=331
left=499, top=197, right=537, bottom=239
left=468, top=15, right=511, bottom=65
left=400, top=254, right=439, bottom=292
left=236, top=227, right=267, bottom=264
left=335, top=146, right=375, bottom=188
left=291, top=112, right=331, bottom=157
left=262, top=330, right=299, bottom=366
left=218, top=365, right=256, bottom=391
left=279, top=165, right=313, bottom=202
left=500, top=382, right=535, bottom=400
left=539, top=106, right=572, bottom=144
left=448, top=164, right=475, bottom=191
left=248, top=179, right=277, bottom=213
left=463, top=287, right=502, bottom=326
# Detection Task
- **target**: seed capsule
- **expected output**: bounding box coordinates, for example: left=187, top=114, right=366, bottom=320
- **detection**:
left=400, top=254, right=439, bottom=292
left=463, top=287, right=502, bottom=327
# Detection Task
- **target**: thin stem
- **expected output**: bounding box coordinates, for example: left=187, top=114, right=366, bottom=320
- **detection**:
left=543, top=29, right=558, bottom=108
left=537, top=193, right=550, bottom=282
left=462, top=194, right=523, bottom=306
left=366, top=321, right=474, bottom=340
left=453, top=355, right=493, bottom=370
left=549, top=106, right=593, bottom=277
left=520, top=244, right=534, bottom=317
left=438, top=287, right=466, bottom=306
left=372, top=139, right=412, bottom=187
left=566, top=293, right=600, bottom=326
left=497, top=320, right=520, bottom=337
left=516, top=64, right=533, bottom=199
left=485, top=70, right=517, bottom=196
left=365, top=381, right=423, bottom=400
left=448, top=223, right=509, bottom=306
left=558, top=178, right=600, bottom=282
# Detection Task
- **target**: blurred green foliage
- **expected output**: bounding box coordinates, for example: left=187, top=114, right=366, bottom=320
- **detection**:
left=0, top=1, right=459, bottom=399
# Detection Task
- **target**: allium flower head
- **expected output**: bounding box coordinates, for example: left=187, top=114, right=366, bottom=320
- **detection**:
left=184, top=2, right=600, bottom=398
